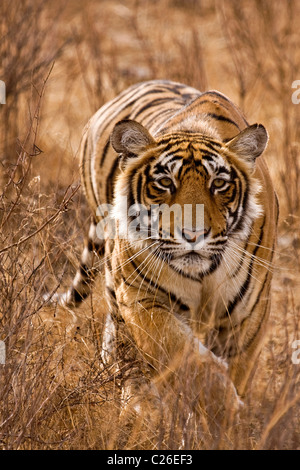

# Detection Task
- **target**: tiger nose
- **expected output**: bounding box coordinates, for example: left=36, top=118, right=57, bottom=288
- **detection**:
left=182, top=227, right=208, bottom=243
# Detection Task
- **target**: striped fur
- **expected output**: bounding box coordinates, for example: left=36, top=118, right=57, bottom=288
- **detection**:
left=60, top=80, right=278, bottom=397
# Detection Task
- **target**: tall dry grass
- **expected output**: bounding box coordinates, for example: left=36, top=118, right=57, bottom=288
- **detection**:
left=0, top=0, right=299, bottom=449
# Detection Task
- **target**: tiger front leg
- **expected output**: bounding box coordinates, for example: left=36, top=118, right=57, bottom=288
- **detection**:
left=117, top=295, right=242, bottom=425
left=101, top=307, right=165, bottom=447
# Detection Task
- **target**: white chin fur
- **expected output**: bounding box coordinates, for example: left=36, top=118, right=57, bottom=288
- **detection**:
left=170, top=255, right=212, bottom=276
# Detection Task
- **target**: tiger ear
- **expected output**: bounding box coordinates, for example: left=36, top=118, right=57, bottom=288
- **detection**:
left=111, top=119, right=155, bottom=159
left=226, top=124, right=268, bottom=164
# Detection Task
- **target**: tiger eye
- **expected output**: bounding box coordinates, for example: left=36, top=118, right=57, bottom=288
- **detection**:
left=213, top=178, right=227, bottom=188
left=159, top=177, right=173, bottom=188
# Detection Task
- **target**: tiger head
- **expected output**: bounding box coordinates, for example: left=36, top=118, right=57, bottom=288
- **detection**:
left=111, top=119, right=268, bottom=278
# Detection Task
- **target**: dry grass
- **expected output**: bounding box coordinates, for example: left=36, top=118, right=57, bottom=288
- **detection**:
left=0, top=0, right=299, bottom=450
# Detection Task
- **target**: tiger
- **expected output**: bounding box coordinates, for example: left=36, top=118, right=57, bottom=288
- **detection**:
left=52, top=79, right=278, bottom=409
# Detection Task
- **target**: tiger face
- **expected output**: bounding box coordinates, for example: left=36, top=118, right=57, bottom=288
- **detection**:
left=111, top=119, right=268, bottom=279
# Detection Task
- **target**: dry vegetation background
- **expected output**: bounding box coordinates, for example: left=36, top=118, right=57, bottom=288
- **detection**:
left=0, top=0, right=300, bottom=450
